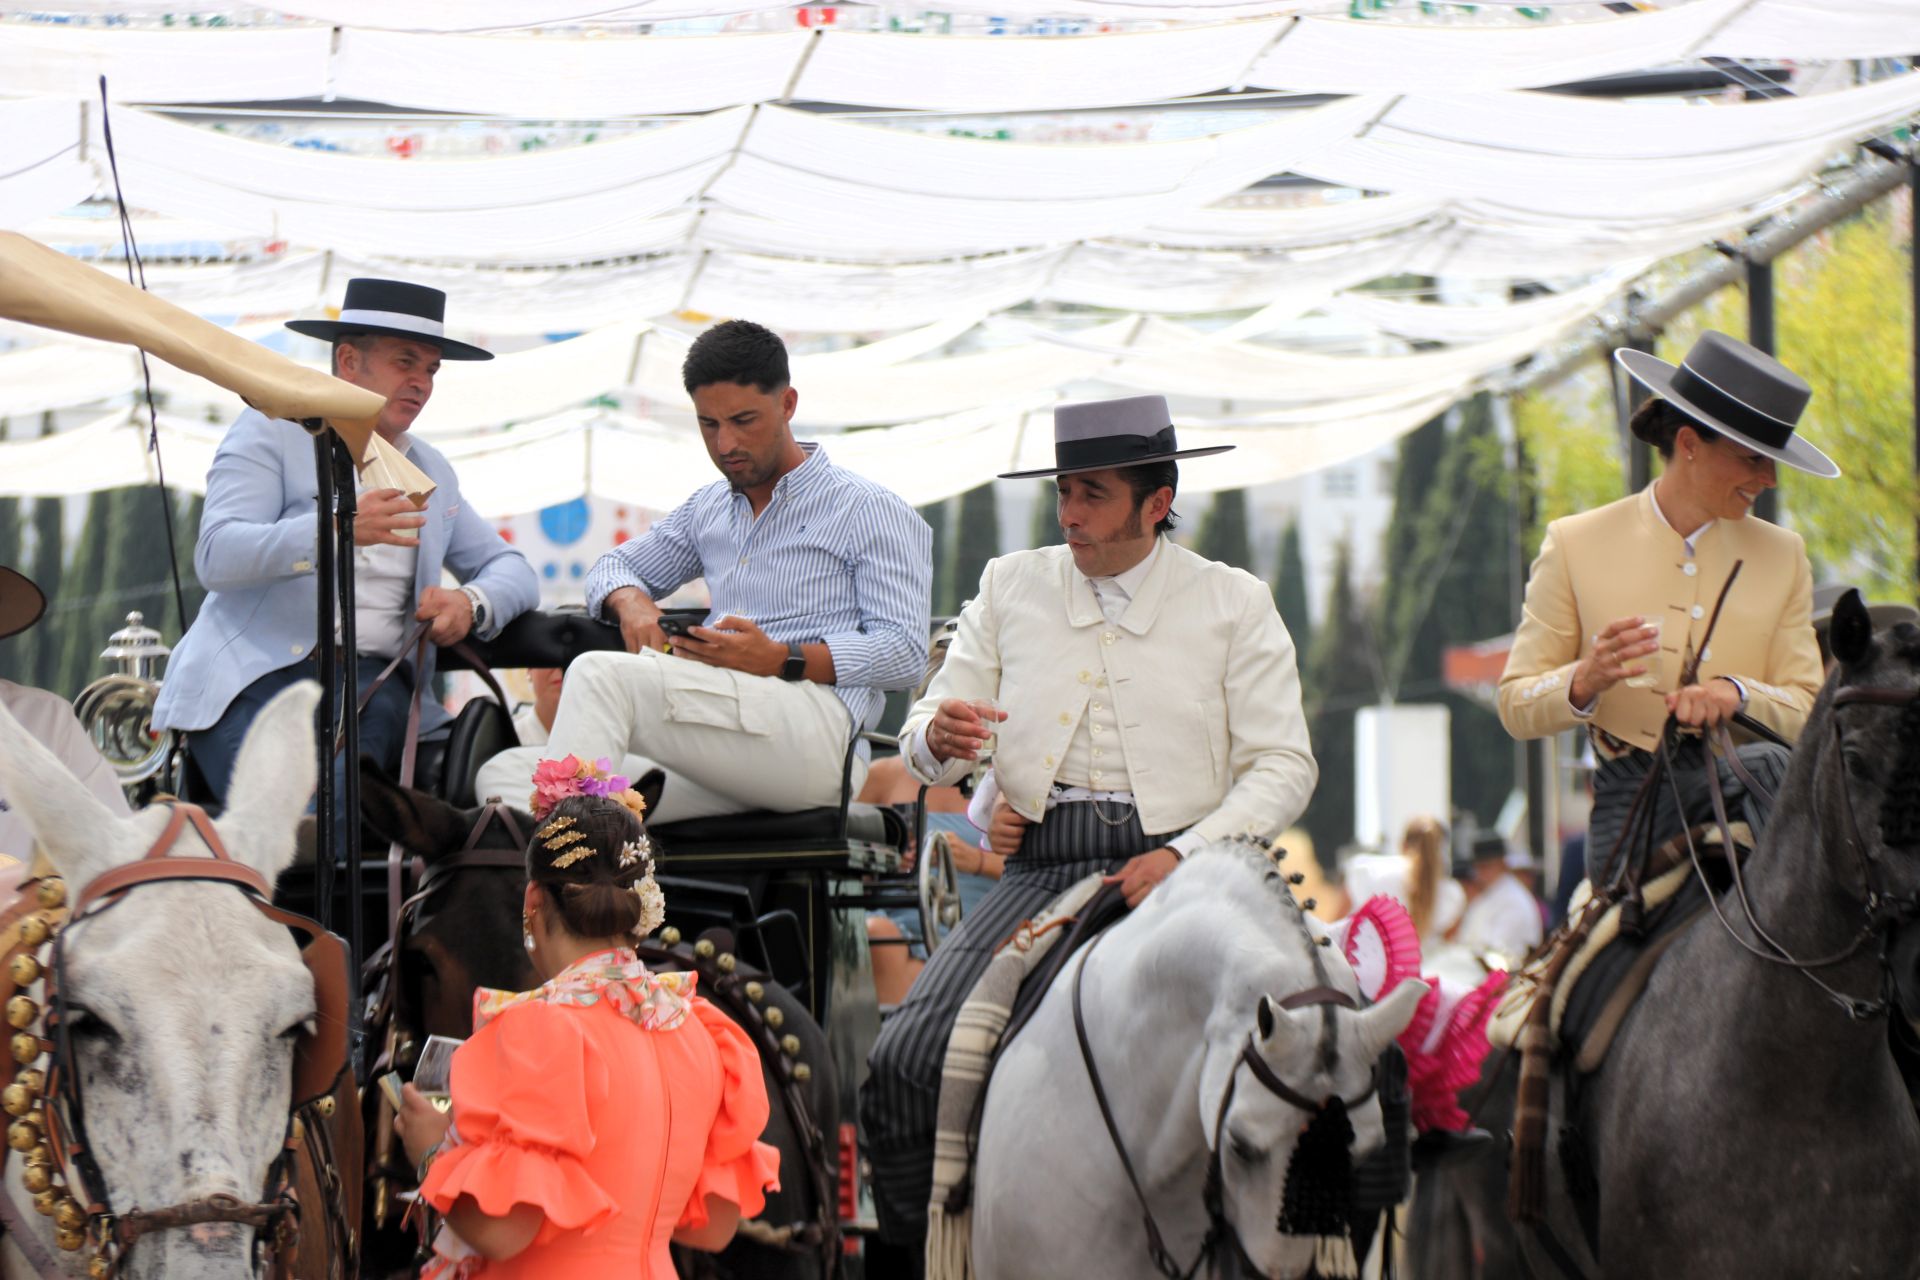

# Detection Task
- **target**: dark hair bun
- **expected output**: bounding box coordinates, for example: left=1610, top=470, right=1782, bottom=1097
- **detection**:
left=1628, top=396, right=1717, bottom=459
left=528, top=795, right=654, bottom=940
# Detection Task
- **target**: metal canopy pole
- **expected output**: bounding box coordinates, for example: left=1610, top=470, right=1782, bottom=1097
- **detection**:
left=1912, top=155, right=1919, bottom=599
left=307, top=425, right=337, bottom=936
left=330, top=436, right=365, bottom=984
left=1613, top=333, right=1655, bottom=496
left=1746, top=257, right=1780, bottom=523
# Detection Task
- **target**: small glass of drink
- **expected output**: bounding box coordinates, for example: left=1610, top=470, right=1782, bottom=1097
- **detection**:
left=1623, top=615, right=1663, bottom=689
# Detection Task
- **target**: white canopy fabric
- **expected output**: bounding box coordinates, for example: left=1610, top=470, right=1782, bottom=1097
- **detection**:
left=6, top=3, right=1920, bottom=111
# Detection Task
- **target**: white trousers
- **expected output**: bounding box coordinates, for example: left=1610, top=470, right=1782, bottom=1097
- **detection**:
left=481, top=649, right=862, bottom=826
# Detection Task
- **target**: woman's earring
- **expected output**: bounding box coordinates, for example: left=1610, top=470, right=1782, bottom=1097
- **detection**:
left=522, top=912, right=536, bottom=953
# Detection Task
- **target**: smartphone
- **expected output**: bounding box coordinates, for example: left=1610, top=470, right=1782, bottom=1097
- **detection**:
left=655, top=608, right=708, bottom=639
left=376, top=1071, right=405, bottom=1112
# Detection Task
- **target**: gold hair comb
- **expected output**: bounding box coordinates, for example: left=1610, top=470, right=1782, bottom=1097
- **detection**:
left=551, top=841, right=598, bottom=870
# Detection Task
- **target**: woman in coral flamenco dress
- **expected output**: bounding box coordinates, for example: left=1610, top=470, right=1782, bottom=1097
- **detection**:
left=395, top=761, right=781, bottom=1279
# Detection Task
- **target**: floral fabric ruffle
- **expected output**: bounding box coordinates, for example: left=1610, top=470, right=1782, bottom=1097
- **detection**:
left=473, top=947, right=695, bottom=1033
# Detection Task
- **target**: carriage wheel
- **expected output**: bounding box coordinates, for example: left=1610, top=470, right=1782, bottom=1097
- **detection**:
left=918, top=830, right=964, bottom=953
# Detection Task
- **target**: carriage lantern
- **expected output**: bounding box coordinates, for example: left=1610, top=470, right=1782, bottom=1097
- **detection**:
left=74, top=612, right=176, bottom=801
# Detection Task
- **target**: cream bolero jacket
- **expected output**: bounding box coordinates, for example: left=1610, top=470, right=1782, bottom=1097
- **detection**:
left=1497, top=487, right=1823, bottom=754
left=900, top=541, right=1317, bottom=845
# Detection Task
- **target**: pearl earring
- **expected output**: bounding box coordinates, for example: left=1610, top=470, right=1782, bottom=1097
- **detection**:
left=522, top=912, right=536, bottom=953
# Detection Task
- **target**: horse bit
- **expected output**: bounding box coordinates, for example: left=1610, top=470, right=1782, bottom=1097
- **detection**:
left=1071, top=928, right=1378, bottom=1280
left=0, top=804, right=350, bottom=1279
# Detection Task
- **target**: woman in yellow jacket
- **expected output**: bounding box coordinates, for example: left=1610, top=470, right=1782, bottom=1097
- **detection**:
left=1498, top=331, right=1836, bottom=878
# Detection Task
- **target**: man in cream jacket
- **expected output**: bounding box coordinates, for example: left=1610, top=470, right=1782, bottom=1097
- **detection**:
left=860, top=394, right=1317, bottom=1253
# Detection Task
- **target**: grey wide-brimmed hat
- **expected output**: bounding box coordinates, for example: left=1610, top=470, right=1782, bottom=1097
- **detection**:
left=999, top=394, right=1233, bottom=480
left=1812, top=582, right=1918, bottom=643
left=286, top=277, right=493, bottom=362
left=0, top=567, right=46, bottom=640
left=1614, top=330, right=1836, bottom=479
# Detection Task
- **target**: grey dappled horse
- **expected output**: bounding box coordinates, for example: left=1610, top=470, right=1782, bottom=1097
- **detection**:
left=973, top=840, right=1426, bottom=1280
left=1522, top=593, right=1920, bottom=1278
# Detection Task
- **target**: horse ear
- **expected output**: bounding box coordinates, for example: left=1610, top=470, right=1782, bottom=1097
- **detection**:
left=1830, top=589, right=1875, bottom=669
left=1257, top=993, right=1276, bottom=1040
left=358, top=755, right=474, bottom=860
left=0, top=689, right=130, bottom=886
left=216, top=681, right=321, bottom=881
left=634, top=768, right=666, bottom=825
left=1353, top=980, right=1430, bottom=1063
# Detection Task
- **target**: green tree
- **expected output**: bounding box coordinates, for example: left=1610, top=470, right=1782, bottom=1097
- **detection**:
left=1028, top=481, right=1063, bottom=548
left=948, top=482, right=1000, bottom=613
left=1301, top=541, right=1378, bottom=859
left=919, top=500, right=951, bottom=617
left=23, top=493, right=66, bottom=691
left=1374, top=393, right=1520, bottom=827
left=1381, top=411, right=1446, bottom=577
left=0, top=492, right=21, bottom=684
left=1511, top=371, right=1622, bottom=554
left=1272, top=520, right=1313, bottom=656
left=54, top=490, right=115, bottom=698
left=1194, top=489, right=1257, bottom=576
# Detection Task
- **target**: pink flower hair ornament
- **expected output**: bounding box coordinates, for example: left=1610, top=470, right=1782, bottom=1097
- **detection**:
left=529, top=755, right=647, bottom=822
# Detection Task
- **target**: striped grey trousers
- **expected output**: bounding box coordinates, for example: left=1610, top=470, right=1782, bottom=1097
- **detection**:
left=859, top=800, right=1167, bottom=1245
left=1585, top=737, right=1792, bottom=888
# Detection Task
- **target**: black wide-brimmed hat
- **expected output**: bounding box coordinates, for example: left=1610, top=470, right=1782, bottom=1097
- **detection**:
left=1614, top=330, right=1835, bottom=478
left=998, top=394, right=1233, bottom=480
left=286, top=278, right=493, bottom=361
left=0, top=567, right=46, bottom=640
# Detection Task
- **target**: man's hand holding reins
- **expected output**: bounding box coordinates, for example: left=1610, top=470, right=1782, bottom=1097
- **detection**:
left=1109, top=848, right=1179, bottom=908
left=416, top=586, right=474, bottom=645
left=927, top=697, right=1003, bottom=764
left=605, top=587, right=669, bottom=654
left=1570, top=614, right=1660, bottom=708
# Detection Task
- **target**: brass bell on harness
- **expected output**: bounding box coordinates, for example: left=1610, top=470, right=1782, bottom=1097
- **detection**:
left=763, top=1007, right=784, bottom=1029
left=18, top=1068, right=44, bottom=1095
left=54, top=1225, right=85, bottom=1252
left=20, top=1162, right=51, bottom=1194
left=316, top=1095, right=337, bottom=1118
left=32, top=1188, right=57, bottom=1216
left=11, top=1031, right=42, bottom=1065
left=54, top=1199, right=86, bottom=1233
left=660, top=927, right=682, bottom=947
left=716, top=952, right=737, bottom=974
left=8, top=1119, right=39, bottom=1152
left=693, top=939, right=716, bottom=960
left=10, top=954, right=41, bottom=987
left=18, top=917, right=50, bottom=949
left=89, top=1255, right=111, bottom=1279
left=793, top=1063, right=812, bottom=1083
left=780, top=1035, right=801, bottom=1057
left=35, top=880, right=66, bottom=911
left=2, top=1082, right=35, bottom=1117
left=7, top=995, right=39, bottom=1029
left=744, top=982, right=764, bottom=1003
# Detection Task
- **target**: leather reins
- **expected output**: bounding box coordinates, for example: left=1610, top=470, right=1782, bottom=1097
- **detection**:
left=11, top=804, right=351, bottom=1278
left=1070, top=928, right=1377, bottom=1280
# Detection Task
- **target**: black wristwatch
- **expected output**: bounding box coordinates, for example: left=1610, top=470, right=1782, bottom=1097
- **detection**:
left=781, top=642, right=808, bottom=682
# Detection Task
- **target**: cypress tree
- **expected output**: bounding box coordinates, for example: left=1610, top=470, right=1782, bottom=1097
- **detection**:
left=0, top=492, right=20, bottom=685
left=919, top=500, right=951, bottom=618
left=948, top=482, right=999, bottom=614
left=1374, top=393, right=1518, bottom=828
left=1028, top=481, right=1063, bottom=548
left=23, top=493, right=66, bottom=692
left=1193, top=489, right=1257, bottom=576
left=1272, top=520, right=1313, bottom=657
left=173, top=492, right=206, bottom=635
left=55, top=490, right=115, bottom=698
left=1300, top=541, right=1380, bottom=860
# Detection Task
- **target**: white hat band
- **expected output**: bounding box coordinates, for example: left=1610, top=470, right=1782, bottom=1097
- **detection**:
left=335, top=308, right=445, bottom=339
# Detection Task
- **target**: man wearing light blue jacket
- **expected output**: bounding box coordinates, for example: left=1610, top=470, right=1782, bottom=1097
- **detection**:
left=154, top=279, right=538, bottom=807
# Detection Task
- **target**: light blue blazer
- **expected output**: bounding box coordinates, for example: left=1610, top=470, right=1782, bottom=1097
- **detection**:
left=154, top=410, right=538, bottom=737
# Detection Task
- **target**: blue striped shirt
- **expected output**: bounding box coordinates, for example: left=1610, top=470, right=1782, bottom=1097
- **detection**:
left=585, top=444, right=933, bottom=741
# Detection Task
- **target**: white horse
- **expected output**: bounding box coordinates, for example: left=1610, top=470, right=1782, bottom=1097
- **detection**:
left=0, top=683, right=323, bottom=1280
left=973, top=841, right=1426, bottom=1280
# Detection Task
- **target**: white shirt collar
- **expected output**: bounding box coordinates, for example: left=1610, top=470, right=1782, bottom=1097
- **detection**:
left=1085, top=537, right=1161, bottom=620
left=1647, top=483, right=1711, bottom=557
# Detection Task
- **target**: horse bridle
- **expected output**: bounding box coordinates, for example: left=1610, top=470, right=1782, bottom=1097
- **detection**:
left=1673, top=680, right=1920, bottom=1021
left=2, top=803, right=350, bottom=1279
left=1070, top=929, right=1377, bottom=1280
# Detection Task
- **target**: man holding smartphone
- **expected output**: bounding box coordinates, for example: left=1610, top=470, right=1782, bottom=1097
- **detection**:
left=536, top=320, right=932, bottom=824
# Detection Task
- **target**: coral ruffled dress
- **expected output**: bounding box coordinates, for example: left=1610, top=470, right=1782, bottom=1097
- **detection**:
left=418, top=949, right=781, bottom=1279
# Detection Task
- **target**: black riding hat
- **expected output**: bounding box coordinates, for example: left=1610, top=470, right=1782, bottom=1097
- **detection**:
left=1614, top=330, right=1835, bottom=478
left=286, top=278, right=493, bottom=362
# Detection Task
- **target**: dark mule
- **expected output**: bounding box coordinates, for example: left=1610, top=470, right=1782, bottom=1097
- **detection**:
left=355, top=761, right=842, bottom=1280
left=1524, top=593, right=1920, bottom=1278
